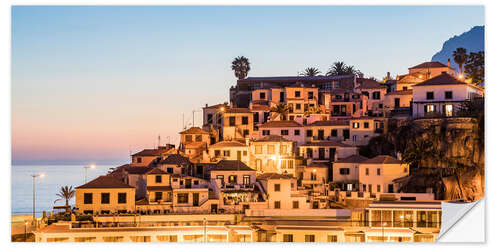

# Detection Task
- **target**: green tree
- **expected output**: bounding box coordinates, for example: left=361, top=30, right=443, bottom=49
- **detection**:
left=54, top=186, right=75, bottom=212
left=453, top=47, right=468, bottom=74
left=464, top=51, right=484, bottom=86
left=270, top=104, right=290, bottom=120
left=231, top=56, right=251, bottom=79
left=300, top=67, right=321, bottom=76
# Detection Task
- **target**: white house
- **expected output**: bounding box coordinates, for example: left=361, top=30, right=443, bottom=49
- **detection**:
left=412, top=72, right=484, bottom=118
left=359, top=155, right=409, bottom=195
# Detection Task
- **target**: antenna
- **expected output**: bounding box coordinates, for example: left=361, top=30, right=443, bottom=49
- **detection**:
left=158, top=135, right=161, bottom=148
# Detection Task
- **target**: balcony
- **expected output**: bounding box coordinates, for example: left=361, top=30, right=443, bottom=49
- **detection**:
left=220, top=183, right=255, bottom=191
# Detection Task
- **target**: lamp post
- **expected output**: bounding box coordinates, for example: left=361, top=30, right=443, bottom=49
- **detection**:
left=84, top=164, right=96, bottom=183
left=203, top=217, right=207, bottom=242
left=31, top=173, right=45, bottom=225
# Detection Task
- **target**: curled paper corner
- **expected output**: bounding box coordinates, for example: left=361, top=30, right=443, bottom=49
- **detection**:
left=437, top=198, right=484, bottom=242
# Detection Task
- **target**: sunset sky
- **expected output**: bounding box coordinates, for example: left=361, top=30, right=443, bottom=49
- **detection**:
left=11, top=6, right=484, bottom=165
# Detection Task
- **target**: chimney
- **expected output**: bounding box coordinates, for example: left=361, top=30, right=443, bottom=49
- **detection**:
left=386, top=72, right=391, bottom=80
left=447, top=58, right=451, bottom=68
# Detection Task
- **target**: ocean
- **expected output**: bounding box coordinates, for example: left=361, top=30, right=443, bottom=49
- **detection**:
left=11, top=165, right=114, bottom=216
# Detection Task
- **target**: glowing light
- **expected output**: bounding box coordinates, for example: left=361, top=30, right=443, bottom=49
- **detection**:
left=458, top=74, right=464, bottom=79
left=90, top=164, right=96, bottom=169
left=219, top=107, right=225, bottom=112
left=270, top=155, right=277, bottom=161
left=39, top=173, right=45, bottom=178
left=313, top=169, right=317, bottom=173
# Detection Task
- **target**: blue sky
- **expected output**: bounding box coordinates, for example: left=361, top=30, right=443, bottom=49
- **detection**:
left=11, top=6, right=484, bottom=165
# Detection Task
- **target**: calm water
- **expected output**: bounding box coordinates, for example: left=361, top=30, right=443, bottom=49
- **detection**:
left=11, top=165, right=114, bottom=216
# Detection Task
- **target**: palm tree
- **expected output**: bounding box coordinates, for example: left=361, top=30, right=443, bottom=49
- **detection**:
left=270, top=104, right=290, bottom=120
left=453, top=47, right=468, bottom=74
left=231, top=56, right=251, bottom=80
left=326, top=61, right=362, bottom=76
left=54, top=186, right=75, bottom=212
left=300, top=67, right=321, bottom=76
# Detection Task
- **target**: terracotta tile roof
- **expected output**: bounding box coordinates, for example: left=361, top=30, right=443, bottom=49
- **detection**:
left=76, top=175, right=134, bottom=189
left=386, top=90, right=413, bottom=96
left=238, top=75, right=354, bottom=84
left=146, top=167, right=169, bottom=175
left=180, top=127, right=209, bottom=135
left=306, top=162, right=329, bottom=168
left=362, top=155, right=402, bottom=164
left=409, top=61, right=448, bottom=69
left=356, top=78, right=386, bottom=89
left=259, top=120, right=303, bottom=128
left=146, top=186, right=173, bottom=191
left=335, top=155, right=368, bottom=163
left=254, top=135, right=292, bottom=142
left=307, top=120, right=349, bottom=127
left=124, top=166, right=154, bottom=175
left=250, top=104, right=271, bottom=111
left=210, top=140, right=247, bottom=148
left=413, top=72, right=467, bottom=87
left=185, top=141, right=207, bottom=149
left=160, top=154, right=191, bottom=165
left=301, top=141, right=352, bottom=147
left=211, top=160, right=255, bottom=171
left=257, top=173, right=294, bottom=180
left=132, top=148, right=172, bottom=157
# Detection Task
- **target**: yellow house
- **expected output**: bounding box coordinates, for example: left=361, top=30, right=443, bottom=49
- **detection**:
left=359, top=155, right=409, bottom=195
left=75, top=175, right=136, bottom=215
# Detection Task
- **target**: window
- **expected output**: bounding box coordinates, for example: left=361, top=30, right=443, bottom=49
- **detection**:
left=260, top=92, right=266, bottom=100
left=283, top=234, right=294, bottom=242
left=365, top=168, right=369, bottom=175
left=242, top=116, right=248, bottom=125
left=223, top=150, right=230, bottom=157
left=352, top=122, right=359, bottom=129
left=253, top=113, right=259, bottom=123
left=293, top=201, right=299, bottom=209
left=243, top=129, right=249, bottom=137
left=229, top=117, right=236, bottom=126
left=281, top=129, right=289, bottom=136
left=305, top=235, right=315, bottom=242
left=395, top=98, right=400, bottom=108
left=214, top=150, right=221, bottom=157
left=445, top=91, right=453, bottom=99
left=267, top=145, right=275, bottom=154
left=167, top=168, right=173, bottom=173
left=318, top=129, right=324, bottom=140
left=306, top=148, right=313, bottom=158
left=207, top=114, right=213, bottom=124
left=243, top=175, right=250, bottom=185
left=404, top=167, right=408, bottom=173
left=262, top=130, right=270, bottom=136
left=195, top=135, right=202, bottom=142
left=274, top=183, right=281, bottom=192
left=155, top=175, right=162, bottom=183
left=426, top=92, right=434, bottom=100
left=84, top=193, right=93, bottom=204
left=118, top=193, right=127, bottom=204
left=328, top=235, right=338, bottom=242
left=255, top=145, right=262, bottom=154
left=295, top=91, right=300, bottom=97
left=377, top=184, right=381, bottom=192
left=352, top=135, right=357, bottom=141
left=311, top=172, right=317, bottom=181
left=308, top=91, right=314, bottom=99
left=340, top=168, right=350, bottom=175
left=425, top=104, right=435, bottom=113
left=377, top=168, right=381, bottom=176
left=306, top=130, right=313, bottom=137
left=294, top=129, right=300, bottom=136
left=295, top=103, right=301, bottom=110
left=194, top=180, right=199, bottom=185
left=137, top=157, right=142, bottom=163
left=228, top=175, right=237, bottom=184
left=185, top=135, right=192, bottom=142
left=101, top=193, right=110, bottom=204
left=372, top=91, right=380, bottom=100
left=154, top=192, right=162, bottom=201
left=274, top=201, right=281, bottom=209
left=178, top=193, right=189, bottom=203
left=364, top=122, right=369, bottom=129
left=331, top=129, right=338, bottom=137
left=402, top=86, right=408, bottom=91
left=445, top=104, right=453, bottom=117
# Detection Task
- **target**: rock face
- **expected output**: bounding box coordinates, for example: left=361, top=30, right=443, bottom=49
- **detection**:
left=431, top=25, right=484, bottom=71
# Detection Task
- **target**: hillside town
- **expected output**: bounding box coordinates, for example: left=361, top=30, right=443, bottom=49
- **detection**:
left=31, top=58, right=484, bottom=243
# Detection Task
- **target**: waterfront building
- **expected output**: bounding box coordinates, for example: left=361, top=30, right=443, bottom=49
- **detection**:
left=358, top=155, right=409, bottom=195
left=75, top=176, right=136, bottom=215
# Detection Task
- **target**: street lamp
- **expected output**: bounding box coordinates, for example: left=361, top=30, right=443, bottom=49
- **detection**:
left=31, top=173, right=45, bottom=225
left=84, top=164, right=96, bottom=183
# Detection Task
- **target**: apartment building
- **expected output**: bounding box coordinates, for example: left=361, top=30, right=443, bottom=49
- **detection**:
left=359, top=155, right=409, bottom=195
